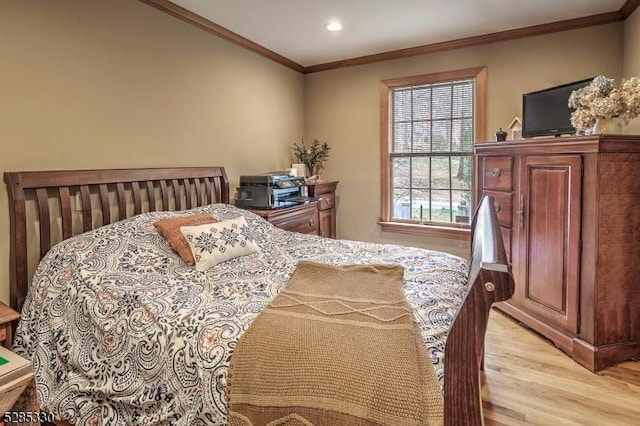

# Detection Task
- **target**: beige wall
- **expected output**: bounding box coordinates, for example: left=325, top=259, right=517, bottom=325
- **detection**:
left=0, top=0, right=304, bottom=304
left=0, top=2, right=632, bottom=305
left=304, top=23, right=623, bottom=258
left=624, top=8, right=640, bottom=134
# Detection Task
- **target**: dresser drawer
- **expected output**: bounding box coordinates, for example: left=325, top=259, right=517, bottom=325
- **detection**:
left=318, top=192, right=335, bottom=211
left=247, top=203, right=319, bottom=235
left=483, top=190, right=513, bottom=227
left=271, top=210, right=319, bottom=235
left=482, top=156, right=513, bottom=191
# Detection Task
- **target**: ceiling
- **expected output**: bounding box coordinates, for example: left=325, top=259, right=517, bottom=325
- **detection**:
left=166, top=0, right=629, bottom=69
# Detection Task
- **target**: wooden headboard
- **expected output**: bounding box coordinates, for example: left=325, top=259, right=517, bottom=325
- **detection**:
left=4, top=167, right=229, bottom=312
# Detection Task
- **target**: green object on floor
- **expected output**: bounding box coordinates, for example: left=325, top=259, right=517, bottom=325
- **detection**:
left=0, top=356, right=8, bottom=365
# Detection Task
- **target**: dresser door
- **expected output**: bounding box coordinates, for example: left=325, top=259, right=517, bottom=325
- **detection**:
left=515, top=155, right=582, bottom=335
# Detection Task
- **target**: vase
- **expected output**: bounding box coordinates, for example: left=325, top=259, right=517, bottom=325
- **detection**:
left=591, top=117, right=623, bottom=135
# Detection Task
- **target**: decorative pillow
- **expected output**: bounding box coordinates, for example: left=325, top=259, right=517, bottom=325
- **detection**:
left=180, top=215, right=259, bottom=270
left=153, top=213, right=217, bottom=266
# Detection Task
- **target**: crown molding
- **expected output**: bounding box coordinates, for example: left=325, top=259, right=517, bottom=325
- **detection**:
left=138, top=0, right=639, bottom=75
left=138, top=0, right=305, bottom=73
left=620, top=0, right=640, bottom=19
left=304, top=12, right=623, bottom=73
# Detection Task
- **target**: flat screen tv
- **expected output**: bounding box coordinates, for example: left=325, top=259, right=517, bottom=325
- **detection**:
left=522, top=77, right=593, bottom=138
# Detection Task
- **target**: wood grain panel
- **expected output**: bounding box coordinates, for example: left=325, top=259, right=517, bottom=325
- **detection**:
left=193, top=178, right=203, bottom=206
left=98, top=184, right=111, bottom=225
left=35, top=189, right=51, bottom=259
left=116, top=183, right=126, bottom=221
left=596, top=153, right=640, bottom=344
left=79, top=186, right=92, bottom=232
left=59, top=187, right=72, bottom=239
left=172, top=179, right=181, bottom=210
left=160, top=180, right=169, bottom=211
left=146, top=181, right=156, bottom=212
left=577, top=154, right=598, bottom=344
left=318, top=210, right=332, bottom=238
left=475, top=135, right=640, bottom=155
left=521, top=156, right=581, bottom=334
left=526, top=167, right=569, bottom=312
left=500, top=226, right=511, bottom=263
left=131, top=181, right=142, bottom=215
left=183, top=179, right=192, bottom=209
left=204, top=178, right=212, bottom=204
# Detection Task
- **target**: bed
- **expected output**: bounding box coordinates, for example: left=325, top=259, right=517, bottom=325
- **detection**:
left=4, top=166, right=513, bottom=426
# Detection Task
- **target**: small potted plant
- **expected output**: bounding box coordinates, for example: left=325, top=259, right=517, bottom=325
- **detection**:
left=290, top=138, right=331, bottom=182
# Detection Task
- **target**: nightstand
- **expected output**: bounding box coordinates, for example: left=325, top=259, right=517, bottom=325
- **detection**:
left=0, top=342, right=41, bottom=424
left=246, top=202, right=319, bottom=235
left=0, top=373, right=42, bottom=425
left=0, top=301, right=20, bottom=349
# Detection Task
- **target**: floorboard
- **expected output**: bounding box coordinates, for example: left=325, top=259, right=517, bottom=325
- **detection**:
left=483, top=309, right=640, bottom=425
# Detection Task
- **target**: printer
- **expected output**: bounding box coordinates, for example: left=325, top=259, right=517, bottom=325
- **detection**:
left=235, top=172, right=307, bottom=209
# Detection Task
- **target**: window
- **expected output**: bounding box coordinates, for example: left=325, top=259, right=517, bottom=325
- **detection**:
left=380, top=67, right=486, bottom=238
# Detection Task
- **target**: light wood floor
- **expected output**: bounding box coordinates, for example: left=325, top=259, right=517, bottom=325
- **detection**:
left=482, top=309, right=640, bottom=425
left=53, top=309, right=640, bottom=425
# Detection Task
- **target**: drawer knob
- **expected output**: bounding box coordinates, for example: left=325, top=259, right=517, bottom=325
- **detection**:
left=309, top=218, right=315, bottom=227
left=325, top=198, right=332, bottom=206
left=494, top=202, right=501, bottom=212
left=491, top=168, right=502, bottom=177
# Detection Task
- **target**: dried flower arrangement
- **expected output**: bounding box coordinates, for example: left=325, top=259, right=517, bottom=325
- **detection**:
left=290, top=138, right=331, bottom=179
left=568, top=75, right=640, bottom=132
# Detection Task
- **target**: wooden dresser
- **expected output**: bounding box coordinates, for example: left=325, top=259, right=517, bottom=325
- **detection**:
left=247, top=202, right=319, bottom=235
left=1, top=302, right=43, bottom=424
left=306, top=181, right=339, bottom=238
left=475, top=135, right=640, bottom=372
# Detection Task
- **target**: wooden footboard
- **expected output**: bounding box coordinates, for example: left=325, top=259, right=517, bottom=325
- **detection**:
left=444, top=195, right=515, bottom=425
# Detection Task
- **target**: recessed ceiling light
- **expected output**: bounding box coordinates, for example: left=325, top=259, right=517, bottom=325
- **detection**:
left=324, top=22, right=342, bottom=32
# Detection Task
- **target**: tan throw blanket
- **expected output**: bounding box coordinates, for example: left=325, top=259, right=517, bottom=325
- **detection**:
left=227, top=261, right=444, bottom=426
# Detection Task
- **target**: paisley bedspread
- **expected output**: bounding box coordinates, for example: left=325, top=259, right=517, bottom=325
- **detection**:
left=12, top=204, right=469, bottom=426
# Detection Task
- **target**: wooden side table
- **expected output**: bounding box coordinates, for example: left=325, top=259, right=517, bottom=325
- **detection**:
left=1, top=373, right=43, bottom=425
left=0, top=302, right=46, bottom=425
left=0, top=302, right=20, bottom=349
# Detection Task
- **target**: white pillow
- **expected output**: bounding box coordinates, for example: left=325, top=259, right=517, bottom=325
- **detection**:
left=180, top=215, right=259, bottom=270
